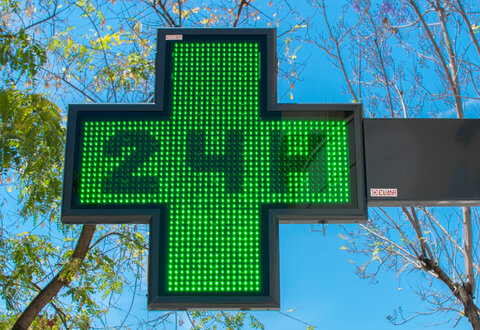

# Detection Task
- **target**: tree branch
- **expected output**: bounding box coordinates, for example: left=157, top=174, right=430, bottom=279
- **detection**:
left=402, top=207, right=435, bottom=261
left=13, top=225, right=96, bottom=330
left=454, top=0, right=480, bottom=59
left=462, top=207, right=475, bottom=294
left=434, top=0, right=463, bottom=118
left=408, top=0, right=463, bottom=117
left=359, top=223, right=420, bottom=267
left=378, top=207, right=421, bottom=258
left=318, top=0, right=359, bottom=101
left=233, top=0, right=248, bottom=27
left=152, top=0, right=178, bottom=27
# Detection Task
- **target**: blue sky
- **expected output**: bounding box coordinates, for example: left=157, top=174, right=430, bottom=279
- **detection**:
left=256, top=224, right=458, bottom=329
left=2, top=0, right=477, bottom=329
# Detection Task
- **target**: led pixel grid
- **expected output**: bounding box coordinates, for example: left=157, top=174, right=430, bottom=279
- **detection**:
left=75, top=39, right=351, bottom=294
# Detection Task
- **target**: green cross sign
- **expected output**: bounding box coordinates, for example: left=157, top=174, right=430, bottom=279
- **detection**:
left=62, top=29, right=366, bottom=310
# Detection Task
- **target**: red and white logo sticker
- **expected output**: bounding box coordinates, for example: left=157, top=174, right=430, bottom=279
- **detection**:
left=166, top=34, right=183, bottom=41
left=370, top=188, right=398, bottom=197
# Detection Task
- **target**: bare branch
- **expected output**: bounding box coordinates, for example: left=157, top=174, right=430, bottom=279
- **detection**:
left=378, top=208, right=421, bottom=258
left=402, top=207, right=435, bottom=261
left=316, top=0, right=361, bottom=101
left=454, top=0, right=480, bottom=59
left=434, top=0, right=463, bottom=118
left=408, top=0, right=463, bottom=117
left=359, top=223, right=420, bottom=267
left=233, top=0, right=247, bottom=27
left=462, top=207, right=475, bottom=294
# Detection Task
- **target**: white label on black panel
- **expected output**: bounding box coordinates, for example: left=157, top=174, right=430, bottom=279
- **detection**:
left=370, top=188, right=398, bottom=197
left=166, top=34, right=183, bottom=40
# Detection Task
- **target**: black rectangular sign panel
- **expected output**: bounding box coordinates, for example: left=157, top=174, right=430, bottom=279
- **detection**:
left=365, top=119, right=480, bottom=206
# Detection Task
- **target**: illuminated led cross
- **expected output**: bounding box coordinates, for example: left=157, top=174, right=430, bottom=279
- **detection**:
left=62, top=29, right=365, bottom=310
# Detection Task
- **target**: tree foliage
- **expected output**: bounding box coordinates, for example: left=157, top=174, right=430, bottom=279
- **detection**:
left=0, top=0, right=50, bottom=80
left=0, top=89, right=64, bottom=219
left=0, top=28, right=47, bottom=79
left=191, top=311, right=265, bottom=329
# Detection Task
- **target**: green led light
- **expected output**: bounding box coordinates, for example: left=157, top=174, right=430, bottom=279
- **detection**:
left=77, top=40, right=351, bottom=294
